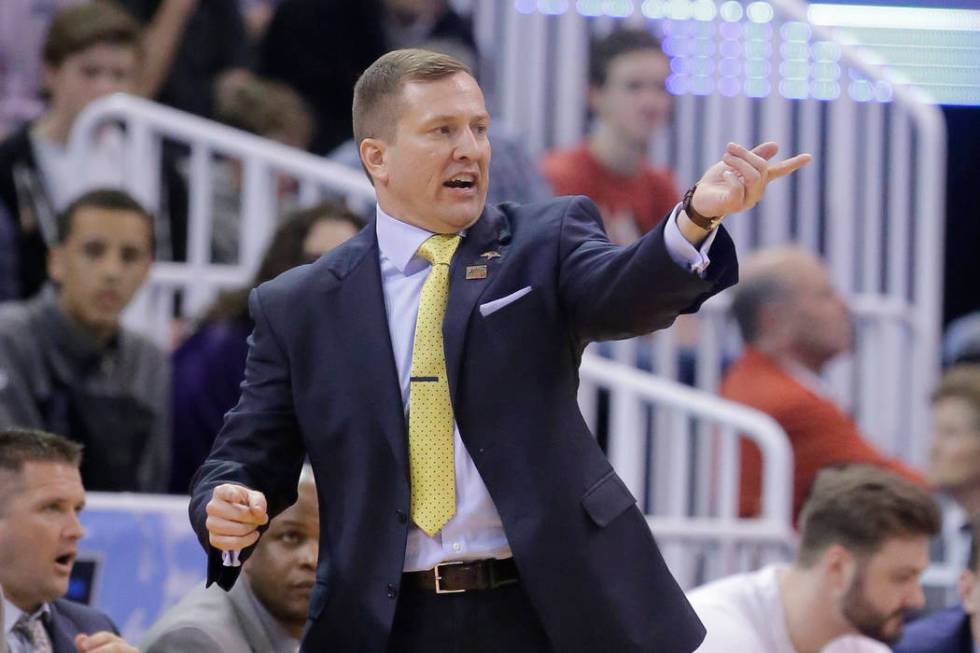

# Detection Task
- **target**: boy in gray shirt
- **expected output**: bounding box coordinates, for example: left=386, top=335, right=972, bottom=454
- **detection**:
left=0, top=189, right=169, bottom=492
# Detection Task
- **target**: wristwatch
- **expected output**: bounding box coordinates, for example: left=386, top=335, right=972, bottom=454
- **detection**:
left=682, top=185, right=723, bottom=231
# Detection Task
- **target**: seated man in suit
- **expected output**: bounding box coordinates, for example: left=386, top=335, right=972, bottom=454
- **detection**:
left=689, top=465, right=940, bottom=653
left=723, top=246, right=924, bottom=523
left=141, top=466, right=318, bottom=652
left=0, top=428, right=137, bottom=653
left=893, top=517, right=980, bottom=653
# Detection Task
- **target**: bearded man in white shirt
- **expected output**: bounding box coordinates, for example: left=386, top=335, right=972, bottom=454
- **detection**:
left=689, top=465, right=940, bottom=653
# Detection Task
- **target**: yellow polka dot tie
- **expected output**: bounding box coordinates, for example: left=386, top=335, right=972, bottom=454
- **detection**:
left=409, top=234, right=461, bottom=537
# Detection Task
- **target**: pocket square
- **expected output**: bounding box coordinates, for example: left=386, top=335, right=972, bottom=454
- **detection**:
left=479, top=286, right=532, bottom=317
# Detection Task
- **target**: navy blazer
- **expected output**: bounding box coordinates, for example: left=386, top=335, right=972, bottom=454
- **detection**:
left=893, top=606, right=974, bottom=653
left=45, top=599, right=118, bottom=653
left=190, top=196, right=738, bottom=652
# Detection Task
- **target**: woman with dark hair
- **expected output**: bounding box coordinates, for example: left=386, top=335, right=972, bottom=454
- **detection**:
left=169, top=201, right=361, bottom=493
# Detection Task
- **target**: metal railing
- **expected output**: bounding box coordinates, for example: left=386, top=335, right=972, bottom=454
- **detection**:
left=580, top=352, right=796, bottom=586
left=67, top=93, right=376, bottom=343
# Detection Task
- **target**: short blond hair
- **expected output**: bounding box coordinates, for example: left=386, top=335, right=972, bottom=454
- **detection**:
left=352, top=48, right=471, bottom=147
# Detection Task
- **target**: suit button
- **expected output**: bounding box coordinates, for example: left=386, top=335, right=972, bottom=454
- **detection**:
left=395, top=509, right=407, bottom=524
left=386, top=584, right=398, bottom=599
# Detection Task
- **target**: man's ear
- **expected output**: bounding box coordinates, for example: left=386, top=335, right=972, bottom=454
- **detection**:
left=586, top=84, right=604, bottom=116
left=48, top=245, right=65, bottom=284
left=359, top=138, right=388, bottom=185
left=822, top=544, right=856, bottom=595
left=41, top=63, right=59, bottom=98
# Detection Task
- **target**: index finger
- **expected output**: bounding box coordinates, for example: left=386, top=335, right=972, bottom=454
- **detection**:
left=212, top=483, right=251, bottom=505
left=767, top=153, right=812, bottom=179
left=74, top=631, right=126, bottom=652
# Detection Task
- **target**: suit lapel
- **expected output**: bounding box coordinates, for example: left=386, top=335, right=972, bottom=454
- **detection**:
left=443, top=207, right=507, bottom=404
left=45, top=604, right=79, bottom=653
left=228, top=578, right=276, bottom=652
left=327, top=225, right=409, bottom=480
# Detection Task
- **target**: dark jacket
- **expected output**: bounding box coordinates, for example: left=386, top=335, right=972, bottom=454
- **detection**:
left=190, top=196, right=737, bottom=652
left=46, top=599, right=119, bottom=653
left=893, top=606, right=974, bottom=653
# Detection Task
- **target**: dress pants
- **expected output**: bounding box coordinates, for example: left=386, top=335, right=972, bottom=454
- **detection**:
left=388, top=582, right=553, bottom=652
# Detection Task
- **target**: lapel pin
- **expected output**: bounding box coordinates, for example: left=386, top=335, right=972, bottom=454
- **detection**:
left=480, top=251, right=501, bottom=260
left=465, top=265, right=488, bottom=280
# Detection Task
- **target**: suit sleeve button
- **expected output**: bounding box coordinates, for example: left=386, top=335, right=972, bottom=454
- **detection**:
left=386, top=584, right=398, bottom=599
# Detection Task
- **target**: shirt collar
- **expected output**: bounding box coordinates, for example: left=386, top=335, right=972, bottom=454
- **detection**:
left=4, top=598, right=50, bottom=637
left=781, top=358, right=831, bottom=398
left=374, top=204, right=466, bottom=275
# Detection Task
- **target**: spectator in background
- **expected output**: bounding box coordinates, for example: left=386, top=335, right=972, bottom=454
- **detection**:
left=0, top=2, right=139, bottom=300
left=209, top=72, right=314, bottom=263
left=119, top=0, right=249, bottom=119
left=928, top=365, right=980, bottom=572
left=258, top=0, right=387, bottom=154
left=382, top=0, right=478, bottom=63
left=141, top=466, right=318, bottom=652
left=929, top=366, right=980, bottom=514
left=0, top=428, right=139, bottom=653
left=689, top=465, right=940, bottom=653
left=0, top=2, right=188, bottom=299
left=894, top=517, right=980, bottom=653
left=541, top=28, right=677, bottom=245
left=724, top=246, right=924, bottom=523
left=0, top=189, right=170, bottom=493
left=169, top=202, right=360, bottom=493
left=0, top=0, right=82, bottom=138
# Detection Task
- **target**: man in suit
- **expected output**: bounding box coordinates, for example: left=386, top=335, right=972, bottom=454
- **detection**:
left=191, top=48, right=811, bottom=652
left=723, top=246, right=925, bottom=523
left=0, top=428, right=138, bottom=653
left=893, top=518, right=980, bottom=653
left=141, top=466, right=318, bottom=652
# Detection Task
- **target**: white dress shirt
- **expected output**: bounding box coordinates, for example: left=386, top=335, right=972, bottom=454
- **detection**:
left=376, top=201, right=715, bottom=571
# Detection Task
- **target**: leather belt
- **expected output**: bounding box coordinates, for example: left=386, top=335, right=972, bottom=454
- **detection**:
left=402, top=558, right=520, bottom=594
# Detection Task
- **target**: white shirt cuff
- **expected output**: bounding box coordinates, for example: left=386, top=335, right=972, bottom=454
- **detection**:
left=222, top=549, right=242, bottom=567
left=663, top=203, right=717, bottom=277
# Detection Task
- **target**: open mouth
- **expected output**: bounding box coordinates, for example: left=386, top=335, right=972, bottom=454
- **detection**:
left=443, top=174, right=477, bottom=190
left=54, top=553, right=75, bottom=570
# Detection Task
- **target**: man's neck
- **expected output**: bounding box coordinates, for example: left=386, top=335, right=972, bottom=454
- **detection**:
left=4, top=591, right=43, bottom=620
left=754, top=342, right=829, bottom=377
left=779, top=566, right=851, bottom=653
left=587, top=124, right=648, bottom=177
left=56, top=295, right=118, bottom=347
left=33, top=111, right=73, bottom=146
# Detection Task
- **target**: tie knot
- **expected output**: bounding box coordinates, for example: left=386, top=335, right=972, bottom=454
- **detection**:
left=417, top=234, right=461, bottom=266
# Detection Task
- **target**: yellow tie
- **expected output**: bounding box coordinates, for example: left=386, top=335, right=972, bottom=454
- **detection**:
left=409, top=234, right=461, bottom=536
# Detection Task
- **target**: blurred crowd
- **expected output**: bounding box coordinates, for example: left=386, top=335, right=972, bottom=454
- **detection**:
left=0, top=1, right=979, bottom=652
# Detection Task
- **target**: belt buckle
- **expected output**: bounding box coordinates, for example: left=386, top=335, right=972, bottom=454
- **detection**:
left=434, top=561, right=466, bottom=594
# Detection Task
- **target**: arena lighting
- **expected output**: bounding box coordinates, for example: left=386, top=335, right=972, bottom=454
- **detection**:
left=808, top=5, right=980, bottom=32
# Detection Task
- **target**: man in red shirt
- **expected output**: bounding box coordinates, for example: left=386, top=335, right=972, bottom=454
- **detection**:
left=540, top=28, right=677, bottom=245
left=722, top=246, right=924, bottom=523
